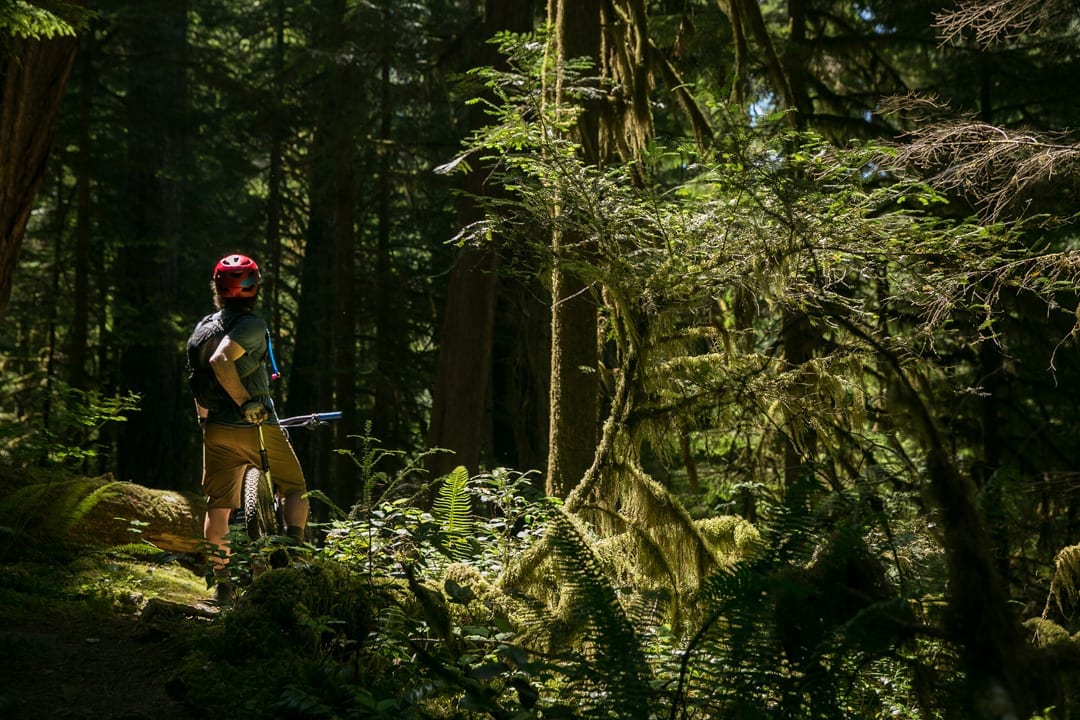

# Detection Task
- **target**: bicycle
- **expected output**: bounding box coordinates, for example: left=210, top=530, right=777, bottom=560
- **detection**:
left=233, top=410, right=341, bottom=541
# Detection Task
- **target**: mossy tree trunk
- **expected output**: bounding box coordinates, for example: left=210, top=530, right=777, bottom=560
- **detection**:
left=543, top=0, right=602, bottom=499
left=0, top=30, right=80, bottom=325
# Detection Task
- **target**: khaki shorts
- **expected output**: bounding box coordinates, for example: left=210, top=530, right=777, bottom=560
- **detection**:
left=201, top=423, right=306, bottom=509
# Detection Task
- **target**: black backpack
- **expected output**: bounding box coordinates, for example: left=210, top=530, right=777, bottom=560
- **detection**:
left=185, top=311, right=253, bottom=412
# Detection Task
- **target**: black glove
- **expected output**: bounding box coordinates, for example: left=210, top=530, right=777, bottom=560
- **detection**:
left=241, top=400, right=268, bottom=425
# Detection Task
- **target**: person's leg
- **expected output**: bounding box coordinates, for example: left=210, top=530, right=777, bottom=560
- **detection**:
left=201, top=424, right=253, bottom=576
left=282, top=491, right=309, bottom=542
left=263, top=425, right=308, bottom=541
left=203, top=507, right=233, bottom=571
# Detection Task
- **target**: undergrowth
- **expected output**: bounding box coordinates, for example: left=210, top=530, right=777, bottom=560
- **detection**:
left=0, top=454, right=1008, bottom=719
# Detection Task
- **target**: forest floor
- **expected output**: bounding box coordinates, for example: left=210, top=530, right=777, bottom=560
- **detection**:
left=0, top=551, right=217, bottom=719
left=0, top=465, right=222, bottom=719
left=1, top=596, right=204, bottom=720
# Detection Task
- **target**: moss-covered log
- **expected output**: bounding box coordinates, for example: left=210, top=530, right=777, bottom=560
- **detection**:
left=0, top=473, right=207, bottom=554
left=74, top=480, right=207, bottom=553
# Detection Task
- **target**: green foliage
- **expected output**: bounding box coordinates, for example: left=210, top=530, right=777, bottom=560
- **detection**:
left=543, top=510, right=654, bottom=720
left=668, top=481, right=949, bottom=720
left=4, top=3, right=1080, bottom=718
left=0, top=477, right=122, bottom=554
left=0, top=381, right=139, bottom=470
left=0, top=0, right=93, bottom=40
left=432, top=465, right=473, bottom=561
left=180, top=463, right=957, bottom=720
left=186, top=451, right=687, bottom=719
left=183, top=562, right=377, bottom=719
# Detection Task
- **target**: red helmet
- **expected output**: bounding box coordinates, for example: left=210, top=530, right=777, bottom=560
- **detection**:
left=213, top=254, right=261, bottom=298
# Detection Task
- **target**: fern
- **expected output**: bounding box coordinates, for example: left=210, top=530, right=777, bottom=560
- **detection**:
left=432, top=465, right=472, bottom=562
left=0, top=477, right=121, bottom=541
left=544, top=510, right=653, bottom=720
left=63, top=481, right=122, bottom=534
left=670, top=482, right=927, bottom=720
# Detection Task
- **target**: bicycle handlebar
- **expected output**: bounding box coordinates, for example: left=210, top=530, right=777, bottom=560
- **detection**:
left=277, top=411, right=342, bottom=429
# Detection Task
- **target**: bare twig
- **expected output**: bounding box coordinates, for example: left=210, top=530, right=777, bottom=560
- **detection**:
left=934, top=0, right=1075, bottom=47
left=889, top=120, right=1080, bottom=221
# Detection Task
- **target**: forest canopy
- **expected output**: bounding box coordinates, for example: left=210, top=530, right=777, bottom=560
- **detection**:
left=3, top=0, right=1080, bottom=717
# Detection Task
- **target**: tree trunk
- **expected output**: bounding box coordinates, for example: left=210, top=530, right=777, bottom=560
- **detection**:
left=288, top=0, right=353, bottom=513
left=332, top=110, right=358, bottom=513
left=544, top=0, right=602, bottom=499
left=73, top=481, right=208, bottom=554
left=426, top=0, right=536, bottom=479
left=876, top=344, right=1036, bottom=718
left=546, top=256, right=599, bottom=498
left=372, top=50, right=401, bottom=455
left=70, top=30, right=95, bottom=392
left=115, top=0, right=189, bottom=488
left=0, top=31, right=80, bottom=325
left=286, top=183, right=335, bottom=511
left=265, top=0, right=286, bottom=342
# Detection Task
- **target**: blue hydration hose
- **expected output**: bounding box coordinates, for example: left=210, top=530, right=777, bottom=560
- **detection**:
left=266, top=329, right=282, bottom=381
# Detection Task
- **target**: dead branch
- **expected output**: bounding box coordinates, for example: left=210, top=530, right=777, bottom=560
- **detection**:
left=889, top=120, right=1080, bottom=221
left=934, top=0, right=1076, bottom=47
left=933, top=0, right=1075, bottom=47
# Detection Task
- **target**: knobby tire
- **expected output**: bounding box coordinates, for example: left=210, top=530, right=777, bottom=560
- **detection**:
left=241, top=465, right=280, bottom=540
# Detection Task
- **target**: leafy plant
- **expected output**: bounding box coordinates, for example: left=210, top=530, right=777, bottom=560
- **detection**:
left=0, top=0, right=94, bottom=40
left=432, top=465, right=473, bottom=561
left=0, top=381, right=139, bottom=470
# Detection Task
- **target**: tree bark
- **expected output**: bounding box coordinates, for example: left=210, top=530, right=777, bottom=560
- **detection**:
left=544, top=0, right=602, bottom=499
left=332, top=96, right=358, bottom=512
left=265, top=0, right=287, bottom=344
left=426, top=0, right=536, bottom=479
left=115, top=0, right=189, bottom=488
left=70, top=30, right=96, bottom=392
left=0, top=31, right=80, bottom=326
left=372, top=50, right=401, bottom=454
left=288, top=0, right=354, bottom=512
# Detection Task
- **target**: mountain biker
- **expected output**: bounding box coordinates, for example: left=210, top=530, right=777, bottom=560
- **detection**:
left=193, top=253, right=307, bottom=601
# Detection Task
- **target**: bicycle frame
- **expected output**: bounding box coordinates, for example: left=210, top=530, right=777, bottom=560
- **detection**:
left=235, top=410, right=341, bottom=541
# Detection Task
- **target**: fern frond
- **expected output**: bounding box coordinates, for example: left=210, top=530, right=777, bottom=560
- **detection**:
left=0, top=478, right=121, bottom=540
left=674, top=486, right=918, bottom=720
left=432, top=466, right=473, bottom=562
left=63, top=481, right=122, bottom=534
left=304, top=489, right=348, bottom=521
left=546, top=510, right=652, bottom=720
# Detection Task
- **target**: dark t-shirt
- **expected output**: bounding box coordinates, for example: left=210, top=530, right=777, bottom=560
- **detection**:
left=205, top=309, right=279, bottom=427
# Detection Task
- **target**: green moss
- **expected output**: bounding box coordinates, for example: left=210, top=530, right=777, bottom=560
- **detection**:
left=694, top=515, right=760, bottom=562
left=1025, top=617, right=1074, bottom=648
left=209, top=562, right=373, bottom=660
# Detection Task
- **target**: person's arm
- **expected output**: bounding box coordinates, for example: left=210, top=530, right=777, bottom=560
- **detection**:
left=209, top=336, right=252, bottom=408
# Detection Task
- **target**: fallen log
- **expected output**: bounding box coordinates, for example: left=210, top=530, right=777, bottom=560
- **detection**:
left=0, top=473, right=207, bottom=555
left=74, top=479, right=208, bottom=554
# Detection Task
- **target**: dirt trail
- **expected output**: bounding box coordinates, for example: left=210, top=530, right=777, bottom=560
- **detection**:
left=1, top=602, right=207, bottom=720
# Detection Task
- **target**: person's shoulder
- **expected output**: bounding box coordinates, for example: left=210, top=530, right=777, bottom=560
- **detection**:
left=193, top=310, right=219, bottom=328
left=222, top=308, right=263, bottom=324
left=225, top=310, right=266, bottom=336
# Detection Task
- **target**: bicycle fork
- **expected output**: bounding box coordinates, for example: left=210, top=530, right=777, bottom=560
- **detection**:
left=257, top=423, right=274, bottom=499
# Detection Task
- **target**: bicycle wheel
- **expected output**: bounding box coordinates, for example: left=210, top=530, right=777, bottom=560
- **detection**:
left=241, top=465, right=281, bottom=539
